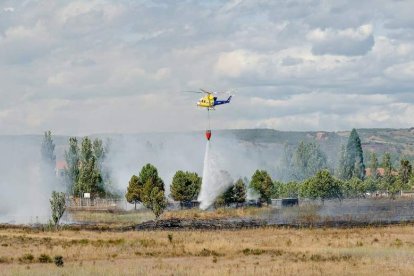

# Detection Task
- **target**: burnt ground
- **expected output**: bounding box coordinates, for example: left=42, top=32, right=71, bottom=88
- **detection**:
left=130, top=198, right=414, bottom=230
left=1, top=198, right=414, bottom=231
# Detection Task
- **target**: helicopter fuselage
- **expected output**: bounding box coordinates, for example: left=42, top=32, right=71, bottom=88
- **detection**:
left=197, top=94, right=232, bottom=108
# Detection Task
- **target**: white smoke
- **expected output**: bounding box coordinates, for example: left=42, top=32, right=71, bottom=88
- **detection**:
left=198, top=141, right=233, bottom=210
left=0, top=131, right=284, bottom=222
left=105, top=133, right=205, bottom=195
left=0, top=136, right=61, bottom=224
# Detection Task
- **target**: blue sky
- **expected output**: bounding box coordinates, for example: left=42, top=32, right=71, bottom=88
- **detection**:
left=0, top=0, right=414, bottom=135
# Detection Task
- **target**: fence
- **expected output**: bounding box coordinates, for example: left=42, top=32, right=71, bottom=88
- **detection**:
left=66, top=197, right=132, bottom=211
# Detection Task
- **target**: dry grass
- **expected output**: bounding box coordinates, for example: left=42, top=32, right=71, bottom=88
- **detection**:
left=162, top=206, right=267, bottom=220
left=0, top=224, right=414, bottom=275
left=69, top=207, right=266, bottom=226
left=68, top=210, right=154, bottom=225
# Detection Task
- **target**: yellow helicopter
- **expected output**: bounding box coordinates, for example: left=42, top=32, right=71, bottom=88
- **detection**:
left=187, top=89, right=232, bottom=110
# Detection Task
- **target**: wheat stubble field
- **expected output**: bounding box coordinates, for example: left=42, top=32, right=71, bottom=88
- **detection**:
left=0, top=223, right=414, bottom=275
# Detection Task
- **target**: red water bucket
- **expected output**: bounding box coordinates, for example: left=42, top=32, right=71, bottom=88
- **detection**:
left=205, top=130, right=211, bottom=140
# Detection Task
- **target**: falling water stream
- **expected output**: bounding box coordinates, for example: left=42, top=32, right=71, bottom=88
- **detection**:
left=198, top=141, right=233, bottom=210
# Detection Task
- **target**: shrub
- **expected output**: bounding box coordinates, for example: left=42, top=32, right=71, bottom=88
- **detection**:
left=0, top=256, right=10, bottom=263
left=19, top=253, right=34, bottom=263
left=38, top=254, right=53, bottom=263
left=392, top=238, right=403, bottom=247
left=197, top=248, right=223, bottom=257
left=242, top=248, right=265, bottom=255
left=54, top=255, right=64, bottom=267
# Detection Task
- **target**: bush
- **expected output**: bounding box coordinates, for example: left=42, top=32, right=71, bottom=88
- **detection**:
left=19, top=253, right=34, bottom=263
left=54, top=255, right=64, bottom=267
left=0, top=256, right=10, bottom=263
left=242, top=248, right=265, bottom=255
left=197, top=248, right=223, bottom=257
left=38, top=254, right=53, bottom=263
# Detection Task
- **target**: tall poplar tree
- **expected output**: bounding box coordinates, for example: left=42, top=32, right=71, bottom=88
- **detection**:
left=342, top=129, right=365, bottom=180
left=76, top=137, right=103, bottom=197
left=369, top=152, right=379, bottom=180
left=64, top=137, right=80, bottom=194
left=292, top=141, right=327, bottom=181
left=41, top=130, right=56, bottom=169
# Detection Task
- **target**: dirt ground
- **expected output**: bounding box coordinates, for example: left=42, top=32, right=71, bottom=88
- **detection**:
left=1, top=224, right=414, bottom=275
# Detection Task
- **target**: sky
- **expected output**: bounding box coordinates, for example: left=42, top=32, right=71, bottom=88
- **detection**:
left=0, top=0, right=414, bottom=135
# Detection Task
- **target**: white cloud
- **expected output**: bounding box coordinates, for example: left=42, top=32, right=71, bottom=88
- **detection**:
left=3, top=7, right=14, bottom=12
left=214, top=50, right=260, bottom=78
left=384, top=61, right=414, bottom=81
left=0, top=1, right=414, bottom=134
left=308, top=24, right=375, bottom=56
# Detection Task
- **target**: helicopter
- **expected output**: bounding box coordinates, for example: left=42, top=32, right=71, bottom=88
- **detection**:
left=187, top=89, right=232, bottom=110
left=186, top=88, right=233, bottom=141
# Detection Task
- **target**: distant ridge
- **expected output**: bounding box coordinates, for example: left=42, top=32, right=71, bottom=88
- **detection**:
left=1, top=127, right=414, bottom=160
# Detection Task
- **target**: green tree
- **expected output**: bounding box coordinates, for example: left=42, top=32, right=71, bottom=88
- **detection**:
left=336, top=145, right=347, bottom=179
left=250, top=170, right=273, bottom=204
left=382, top=152, right=392, bottom=178
left=341, top=129, right=365, bottom=180
left=363, top=177, right=378, bottom=194
left=369, top=152, right=379, bottom=180
left=93, top=138, right=114, bottom=195
left=76, top=137, right=103, bottom=197
left=139, top=164, right=164, bottom=190
left=64, top=137, right=80, bottom=194
left=398, top=159, right=412, bottom=186
left=217, top=178, right=247, bottom=207
left=232, top=178, right=247, bottom=206
left=272, top=181, right=300, bottom=198
left=41, top=130, right=56, bottom=168
left=300, top=170, right=342, bottom=202
left=93, top=138, right=105, bottom=166
left=170, top=171, right=201, bottom=203
left=292, top=142, right=327, bottom=181
left=217, top=186, right=234, bottom=207
left=379, top=153, right=397, bottom=196
left=126, top=175, right=141, bottom=210
left=50, top=191, right=66, bottom=227
left=276, top=144, right=295, bottom=181
left=126, top=164, right=166, bottom=218
left=142, top=178, right=167, bottom=219
left=341, top=177, right=365, bottom=198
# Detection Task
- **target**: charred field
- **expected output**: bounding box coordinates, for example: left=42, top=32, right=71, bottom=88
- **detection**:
left=1, top=199, right=414, bottom=275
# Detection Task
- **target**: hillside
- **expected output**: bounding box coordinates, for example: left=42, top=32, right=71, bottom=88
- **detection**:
left=1, top=127, right=413, bottom=172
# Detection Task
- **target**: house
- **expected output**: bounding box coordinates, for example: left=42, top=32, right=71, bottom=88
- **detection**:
left=365, top=168, right=398, bottom=177
left=55, top=160, right=67, bottom=178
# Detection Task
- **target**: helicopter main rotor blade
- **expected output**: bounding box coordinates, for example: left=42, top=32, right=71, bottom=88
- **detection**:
left=183, top=91, right=203, bottom=94
left=200, top=88, right=213, bottom=94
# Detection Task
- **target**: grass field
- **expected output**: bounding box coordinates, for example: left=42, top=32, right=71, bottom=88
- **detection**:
left=1, top=219, right=414, bottom=275
left=68, top=207, right=266, bottom=226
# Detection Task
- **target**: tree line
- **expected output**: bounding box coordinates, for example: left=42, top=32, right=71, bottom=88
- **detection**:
left=43, top=129, right=414, bottom=220
left=252, top=129, right=414, bottom=202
